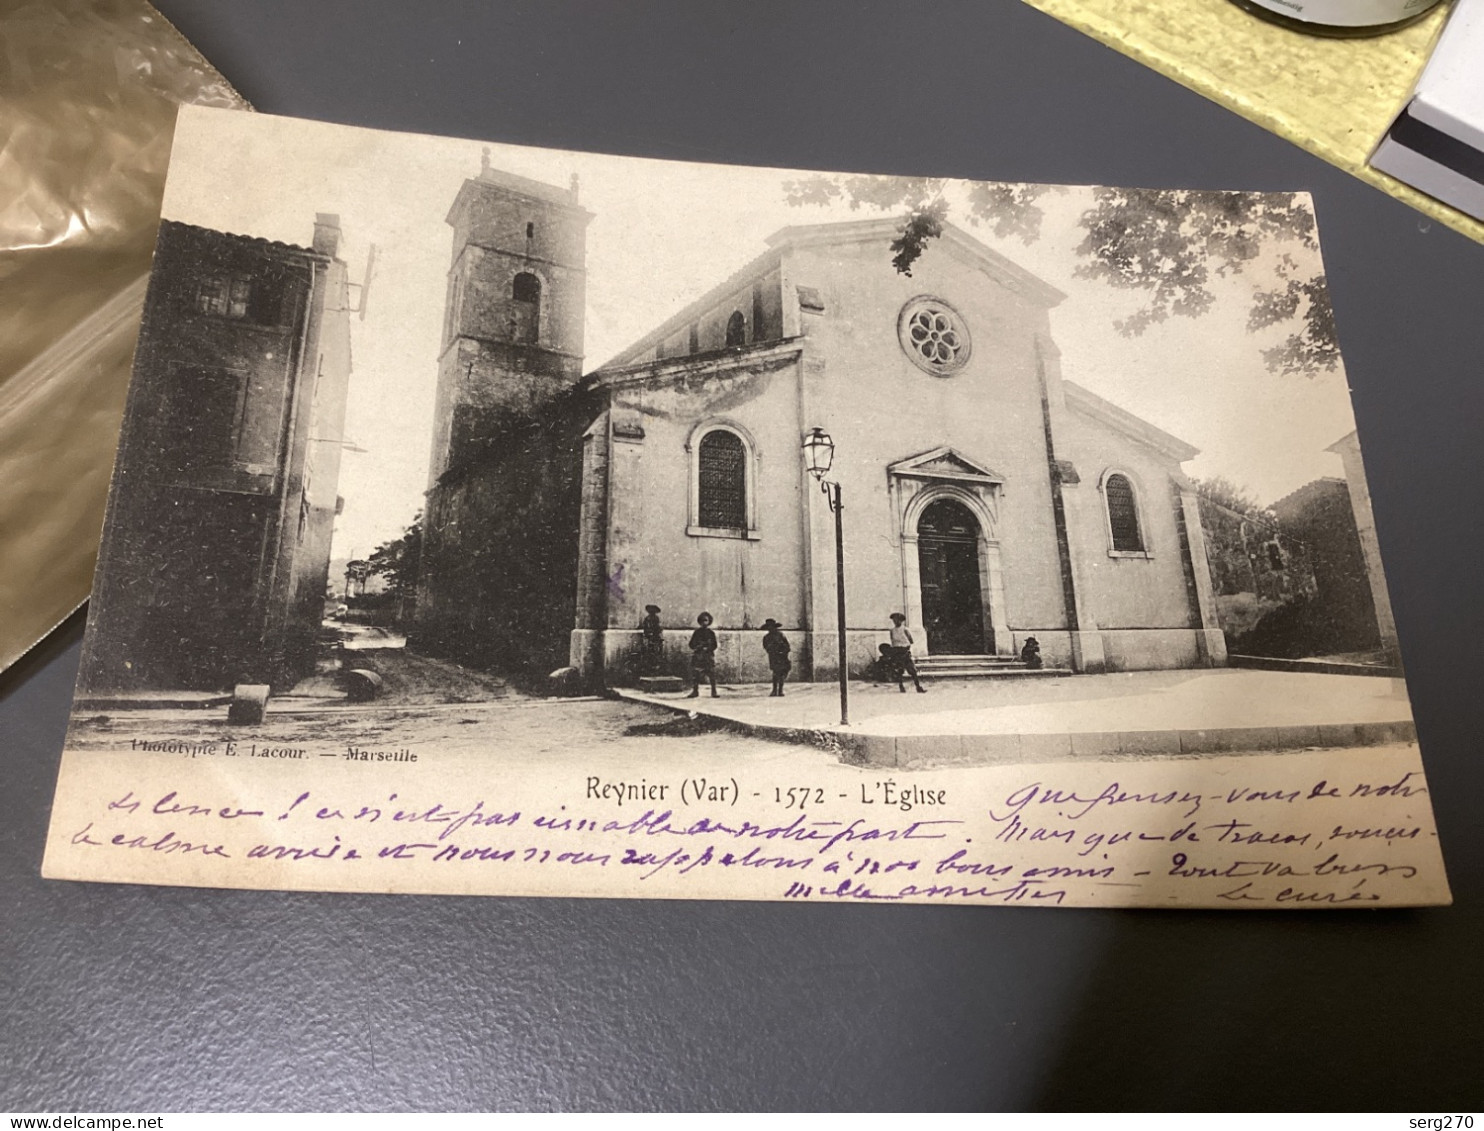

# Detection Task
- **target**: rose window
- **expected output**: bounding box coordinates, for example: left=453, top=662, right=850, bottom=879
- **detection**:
left=898, top=297, right=971, bottom=375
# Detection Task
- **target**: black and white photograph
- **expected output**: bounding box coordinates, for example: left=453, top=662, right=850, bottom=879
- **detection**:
left=43, top=105, right=1446, bottom=909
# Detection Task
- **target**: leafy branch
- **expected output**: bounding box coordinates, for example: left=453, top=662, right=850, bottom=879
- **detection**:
left=782, top=175, right=1338, bottom=375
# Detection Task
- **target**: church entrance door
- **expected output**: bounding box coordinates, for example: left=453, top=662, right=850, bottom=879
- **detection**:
left=916, top=497, right=988, bottom=654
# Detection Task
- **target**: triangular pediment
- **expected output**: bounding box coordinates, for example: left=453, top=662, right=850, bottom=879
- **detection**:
left=889, top=447, right=1005, bottom=484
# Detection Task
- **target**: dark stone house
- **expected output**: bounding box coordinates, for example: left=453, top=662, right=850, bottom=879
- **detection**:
left=80, top=216, right=354, bottom=693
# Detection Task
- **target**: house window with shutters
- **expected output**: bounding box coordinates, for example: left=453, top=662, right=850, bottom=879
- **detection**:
left=687, top=423, right=759, bottom=539
left=193, top=269, right=287, bottom=326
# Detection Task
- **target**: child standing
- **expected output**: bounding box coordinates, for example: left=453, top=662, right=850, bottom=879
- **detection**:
left=687, top=611, right=719, bottom=698
left=888, top=612, right=927, bottom=693
left=639, top=604, right=664, bottom=675
left=760, top=618, right=791, bottom=697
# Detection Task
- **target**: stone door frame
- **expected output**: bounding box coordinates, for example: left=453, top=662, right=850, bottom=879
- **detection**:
left=888, top=448, right=1013, bottom=657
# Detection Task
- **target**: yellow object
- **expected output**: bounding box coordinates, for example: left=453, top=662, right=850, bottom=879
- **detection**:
left=1023, top=0, right=1484, bottom=244
left=0, top=0, right=248, bottom=675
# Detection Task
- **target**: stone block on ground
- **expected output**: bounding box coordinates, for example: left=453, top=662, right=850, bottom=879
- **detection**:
left=1111, top=729, right=1184, bottom=756
left=1356, top=719, right=1418, bottom=745
left=1017, top=732, right=1074, bottom=761
left=227, top=684, right=270, bottom=726
left=895, top=734, right=962, bottom=767
left=637, top=674, right=687, bottom=694
left=958, top=733, right=1022, bottom=762
left=833, top=731, right=896, bottom=767
left=1069, top=731, right=1119, bottom=759
left=342, top=669, right=383, bottom=703
left=548, top=666, right=584, bottom=696
left=1179, top=724, right=1321, bottom=754
left=1317, top=723, right=1361, bottom=747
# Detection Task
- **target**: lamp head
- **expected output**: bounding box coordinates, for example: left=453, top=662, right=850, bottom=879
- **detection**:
left=802, top=426, right=835, bottom=481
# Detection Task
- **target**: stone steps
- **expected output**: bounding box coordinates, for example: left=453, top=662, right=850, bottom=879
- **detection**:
left=636, top=674, right=689, bottom=693
left=915, top=654, right=1071, bottom=679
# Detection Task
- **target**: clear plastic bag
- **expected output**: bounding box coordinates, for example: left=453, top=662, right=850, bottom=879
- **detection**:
left=0, top=0, right=248, bottom=673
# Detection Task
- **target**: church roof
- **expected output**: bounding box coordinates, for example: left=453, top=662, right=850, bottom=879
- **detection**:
left=594, top=217, right=1064, bottom=373
left=594, top=244, right=787, bottom=372
left=1063, top=381, right=1199, bottom=462
left=584, top=338, right=804, bottom=390
left=765, top=217, right=1067, bottom=308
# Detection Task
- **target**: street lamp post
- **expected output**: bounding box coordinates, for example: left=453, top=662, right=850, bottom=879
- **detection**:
left=803, top=427, right=849, bottom=726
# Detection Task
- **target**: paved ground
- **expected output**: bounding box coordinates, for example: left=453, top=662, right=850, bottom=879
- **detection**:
left=616, top=668, right=1417, bottom=766
left=621, top=668, right=1413, bottom=735
left=65, top=647, right=1417, bottom=770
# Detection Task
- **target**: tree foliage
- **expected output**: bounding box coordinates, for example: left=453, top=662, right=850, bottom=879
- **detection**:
left=1194, top=475, right=1266, bottom=519
left=781, top=174, right=1337, bottom=375
left=782, top=176, right=1058, bottom=272
left=1246, top=266, right=1337, bottom=377
left=367, top=513, right=422, bottom=600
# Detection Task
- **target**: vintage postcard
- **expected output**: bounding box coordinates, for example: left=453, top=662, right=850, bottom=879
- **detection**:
left=42, top=105, right=1448, bottom=908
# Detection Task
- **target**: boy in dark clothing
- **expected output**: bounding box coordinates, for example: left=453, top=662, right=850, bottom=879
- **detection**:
left=1020, top=635, right=1043, bottom=669
left=687, top=611, right=719, bottom=698
left=868, top=643, right=897, bottom=683
left=639, top=604, right=663, bottom=675
left=760, top=618, right=791, bottom=697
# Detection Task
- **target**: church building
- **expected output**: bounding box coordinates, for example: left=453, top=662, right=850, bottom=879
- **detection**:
left=416, top=163, right=1227, bottom=686
left=571, top=218, right=1227, bottom=683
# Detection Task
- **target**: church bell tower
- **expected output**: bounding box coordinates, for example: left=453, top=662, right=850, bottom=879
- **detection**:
left=427, top=154, right=590, bottom=484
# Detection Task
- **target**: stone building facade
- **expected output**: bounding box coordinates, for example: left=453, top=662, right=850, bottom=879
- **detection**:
left=414, top=161, right=596, bottom=675
left=1327, top=430, right=1402, bottom=667
left=412, top=161, right=1226, bottom=686
left=1271, top=476, right=1381, bottom=655
left=570, top=218, right=1226, bottom=684
left=81, top=217, right=353, bottom=692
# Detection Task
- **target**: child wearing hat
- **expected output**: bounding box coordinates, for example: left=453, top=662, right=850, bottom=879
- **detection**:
left=687, top=612, right=719, bottom=698
left=1020, top=635, right=1043, bottom=670
left=888, top=613, right=927, bottom=693
left=760, top=619, right=791, bottom=697
left=639, top=604, right=663, bottom=675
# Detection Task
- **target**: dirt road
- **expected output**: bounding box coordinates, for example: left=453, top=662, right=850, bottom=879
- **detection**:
left=65, top=695, right=847, bottom=776
left=283, top=644, right=516, bottom=707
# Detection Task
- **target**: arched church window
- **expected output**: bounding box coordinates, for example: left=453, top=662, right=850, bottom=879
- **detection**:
left=697, top=430, right=747, bottom=530
left=725, top=310, right=747, bottom=347
left=511, top=272, right=541, bottom=344
left=1104, top=473, right=1144, bottom=553
left=687, top=421, right=759, bottom=540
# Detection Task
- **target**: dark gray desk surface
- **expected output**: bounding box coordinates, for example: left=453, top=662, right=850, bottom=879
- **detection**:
left=4, top=1, right=1481, bottom=1111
